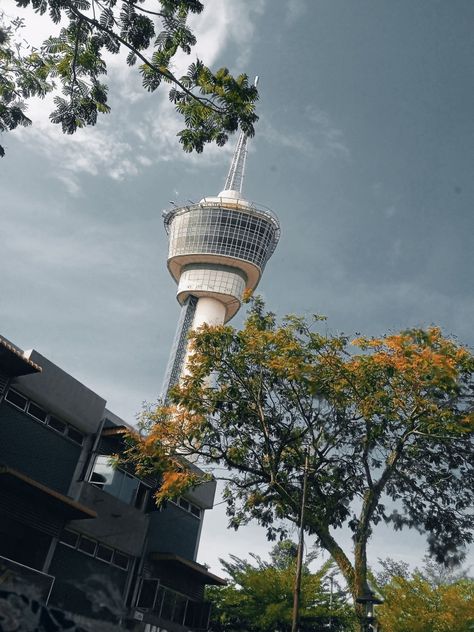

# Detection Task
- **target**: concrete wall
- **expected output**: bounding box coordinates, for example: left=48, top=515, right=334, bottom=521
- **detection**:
left=70, top=482, right=148, bottom=557
left=184, top=462, right=217, bottom=510
left=146, top=505, right=201, bottom=561
left=13, top=350, right=106, bottom=434
left=0, top=402, right=82, bottom=494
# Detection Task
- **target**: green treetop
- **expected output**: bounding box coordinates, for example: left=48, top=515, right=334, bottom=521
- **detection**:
left=126, top=296, right=474, bottom=631
left=207, top=541, right=354, bottom=632
left=375, top=557, right=474, bottom=632
left=0, top=0, right=258, bottom=156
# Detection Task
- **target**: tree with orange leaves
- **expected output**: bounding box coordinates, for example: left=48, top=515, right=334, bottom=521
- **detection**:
left=126, top=296, right=474, bottom=631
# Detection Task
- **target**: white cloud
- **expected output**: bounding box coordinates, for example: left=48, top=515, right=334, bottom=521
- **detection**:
left=15, top=114, right=138, bottom=195
left=6, top=0, right=267, bottom=189
left=181, top=0, right=267, bottom=71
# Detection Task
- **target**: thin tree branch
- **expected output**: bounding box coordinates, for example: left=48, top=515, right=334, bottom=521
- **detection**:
left=63, top=0, right=226, bottom=112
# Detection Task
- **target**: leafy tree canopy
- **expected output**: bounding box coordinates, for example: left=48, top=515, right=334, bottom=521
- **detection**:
left=376, top=556, right=471, bottom=589
left=0, top=1, right=258, bottom=156
left=126, top=296, right=474, bottom=628
left=207, top=541, right=354, bottom=632
left=375, top=557, right=474, bottom=632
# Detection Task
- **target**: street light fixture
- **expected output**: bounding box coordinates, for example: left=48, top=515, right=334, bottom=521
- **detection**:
left=356, top=588, right=383, bottom=632
left=291, top=449, right=310, bottom=632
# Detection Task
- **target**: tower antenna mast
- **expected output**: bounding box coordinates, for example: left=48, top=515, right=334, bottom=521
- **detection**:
left=222, top=76, right=259, bottom=195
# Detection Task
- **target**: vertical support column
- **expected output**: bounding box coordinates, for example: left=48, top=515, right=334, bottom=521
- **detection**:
left=161, top=296, right=226, bottom=401
left=161, top=296, right=198, bottom=400
left=191, top=297, right=226, bottom=329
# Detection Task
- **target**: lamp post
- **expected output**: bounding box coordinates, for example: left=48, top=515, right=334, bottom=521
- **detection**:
left=291, top=449, right=310, bottom=632
left=356, top=588, right=383, bottom=632
left=328, top=574, right=334, bottom=631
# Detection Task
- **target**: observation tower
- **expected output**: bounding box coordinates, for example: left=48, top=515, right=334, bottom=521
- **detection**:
left=161, top=129, right=281, bottom=396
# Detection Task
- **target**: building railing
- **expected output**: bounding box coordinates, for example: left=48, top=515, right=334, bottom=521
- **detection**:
left=135, top=580, right=211, bottom=631
left=0, top=554, right=55, bottom=604
left=163, top=197, right=281, bottom=238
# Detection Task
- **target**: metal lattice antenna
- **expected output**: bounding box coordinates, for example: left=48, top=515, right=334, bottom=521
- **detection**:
left=223, top=76, right=259, bottom=194
left=223, top=131, right=248, bottom=194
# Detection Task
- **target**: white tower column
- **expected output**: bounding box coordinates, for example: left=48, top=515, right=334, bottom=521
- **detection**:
left=192, top=297, right=226, bottom=329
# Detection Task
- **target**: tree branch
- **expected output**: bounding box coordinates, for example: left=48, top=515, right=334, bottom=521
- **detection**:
left=70, top=16, right=82, bottom=101
left=63, top=0, right=225, bottom=113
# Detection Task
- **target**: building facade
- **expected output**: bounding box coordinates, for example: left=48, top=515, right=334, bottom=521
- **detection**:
left=0, top=335, right=223, bottom=631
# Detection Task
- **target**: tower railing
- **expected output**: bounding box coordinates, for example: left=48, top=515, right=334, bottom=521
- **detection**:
left=162, top=197, right=280, bottom=238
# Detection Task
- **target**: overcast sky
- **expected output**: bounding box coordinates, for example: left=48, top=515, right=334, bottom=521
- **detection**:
left=1, top=0, right=473, bottom=575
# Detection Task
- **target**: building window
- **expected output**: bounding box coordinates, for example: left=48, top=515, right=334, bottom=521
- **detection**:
left=27, top=401, right=48, bottom=423
left=59, top=529, right=79, bottom=548
left=5, top=389, right=27, bottom=411
left=5, top=389, right=84, bottom=445
left=77, top=535, right=97, bottom=556
left=89, top=455, right=149, bottom=508
left=138, top=583, right=207, bottom=628
left=48, top=415, right=67, bottom=434
left=112, top=550, right=129, bottom=570
left=66, top=427, right=84, bottom=445
left=160, top=589, right=176, bottom=621
left=190, top=504, right=201, bottom=518
left=174, top=593, right=188, bottom=625
left=134, top=482, right=149, bottom=510
left=170, top=496, right=202, bottom=519
left=178, top=498, right=190, bottom=511
left=136, top=579, right=160, bottom=609
left=59, top=530, right=130, bottom=570
left=185, top=600, right=211, bottom=629
left=96, top=544, right=114, bottom=563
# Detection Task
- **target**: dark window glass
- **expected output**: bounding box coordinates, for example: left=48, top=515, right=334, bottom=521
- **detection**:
left=145, top=490, right=159, bottom=513
left=160, top=588, right=176, bottom=621
left=190, top=504, right=201, bottom=518
left=77, top=536, right=96, bottom=556
left=134, top=483, right=148, bottom=510
left=96, top=544, right=113, bottom=563
left=137, top=579, right=159, bottom=609
left=5, top=389, right=27, bottom=410
left=112, top=550, right=129, bottom=570
left=90, top=456, right=140, bottom=506
left=173, top=594, right=188, bottom=625
left=59, top=529, right=79, bottom=548
left=154, top=587, right=165, bottom=616
left=179, top=498, right=190, bottom=511
left=120, top=473, right=139, bottom=505
left=184, top=600, right=197, bottom=627
left=67, top=426, right=84, bottom=445
left=27, top=401, right=48, bottom=422
left=199, top=602, right=212, bottom=629
left=185, top=601, right=211, bottom=629
left=48, top=415, right=67, bottom=433
left=89, top=455, right=113, bottom=488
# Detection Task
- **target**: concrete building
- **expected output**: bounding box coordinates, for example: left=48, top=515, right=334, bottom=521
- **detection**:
left=0, top=334, right=224, bottom=630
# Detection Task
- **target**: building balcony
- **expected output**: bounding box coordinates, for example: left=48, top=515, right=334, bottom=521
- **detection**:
left=0, top=554, right=55, bottom=604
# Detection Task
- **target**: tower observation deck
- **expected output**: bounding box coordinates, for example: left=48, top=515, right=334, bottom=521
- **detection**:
left=161, top=130, right=281, bottom=397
